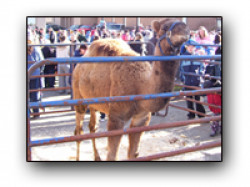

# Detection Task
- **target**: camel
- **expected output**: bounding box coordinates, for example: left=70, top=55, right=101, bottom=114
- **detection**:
left=72, top=18, right=190, bottom=161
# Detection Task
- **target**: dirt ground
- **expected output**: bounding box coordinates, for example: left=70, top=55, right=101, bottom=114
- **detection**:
left=30, top=90, right=221, bottom=161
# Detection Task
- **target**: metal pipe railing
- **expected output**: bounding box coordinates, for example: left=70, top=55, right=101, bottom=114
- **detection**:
left=29, top=86, right=71, bottom=93
left=126, top=140, right=221, bottom=161
left=30, top=109, right=73, bottom=116
left=29, top=87, right=221, bottom=108
left=168, top=103, right=210, bottom=117
left=30, top=73, right=71, bottom=79
left=29, top=115, right=221, bottom=147
left=27, top=54, right=221, bottom=161
left=174, top=83, right=201, bottom=90
left=183, top=97, right=221, bottom=109
left=28, top=55, right=221, bottom=80
left=181, top=72, right=221, bottom=80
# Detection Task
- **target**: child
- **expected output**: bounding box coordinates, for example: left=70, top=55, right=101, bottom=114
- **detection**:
left=180, top=39, right=206, bottom=119
left=203, top=70, right=222, bottom=136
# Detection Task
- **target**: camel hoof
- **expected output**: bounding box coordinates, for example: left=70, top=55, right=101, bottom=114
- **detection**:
left=135, top=152, right=139, bottom=158
left=95, top=156, right=102, bottom=161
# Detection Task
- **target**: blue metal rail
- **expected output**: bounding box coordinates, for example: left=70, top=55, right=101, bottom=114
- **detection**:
left=37, top=55, right=221, bottom=64
left=29, top=87, right=221, bottom=108
left=27, top=55, right=221, bottom=79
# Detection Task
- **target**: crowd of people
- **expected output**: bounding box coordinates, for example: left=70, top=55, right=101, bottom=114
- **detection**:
left=179, top=26, right=222, bottom=137
left=28, top=22, right=222, bottom=136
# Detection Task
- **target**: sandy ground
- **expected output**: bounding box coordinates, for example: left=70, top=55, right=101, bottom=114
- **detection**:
left=30, top=90, right=221, bottom=161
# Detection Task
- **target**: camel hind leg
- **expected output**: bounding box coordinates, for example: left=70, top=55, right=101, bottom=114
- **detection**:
left=73, top=80, right=87, bottom=160
left=74, top=105, right=87, bottom=161
left=89, top=108, right=101, bottom=161
left=128, top=112, right=151, bottom=159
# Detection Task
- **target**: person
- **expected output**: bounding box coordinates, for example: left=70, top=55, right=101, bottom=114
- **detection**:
left=195, top=26, right=216, bottom=55
left=68, top=44, right=89, bottom=87
left=42, top=40, right=57, bottom=88
left=48, top=27, right=56, bottom=44
left=204, top=33, right=222, bottom=80
left=69, top=33, right=80, bottom=56
left=77, top=30, right=87, bottom=43
left=28, top=40, right=44, bottom=118
left=180, top=39, right=206, bottom=119
left=57, top=29, right=62, bottom=43
left=144, top=30, right=153, bottom=42
left=195, top=26, right=213, bottom=44
left=146, top=31, right=157, bottom=56
left=38, top=28, right=45, bottom=43
left=101, top=27, right=109, bottom=38
left=110, top=31, right=116, bottom=39
left=121, top=30, right=131, bottom=41
left=130, top=32, right=146, bottom=56
left=90, top=29, right=99, bottom=42
left=74, top=44, right=88, bottom=57
left=130, top=30, right=135, bottom=41
left=116, top=31, right=122, bottom=39
left=85, top=30, right=91, bottom=42
left=203, top=71, right=221, bottom=136
left=56, top=35, right=71, bottom=94
left=99, top=22, right=110, bottom=38
left=39, top=33, right=46, bottom=44
left=189, top=30, right=196, bottom=40
left=93, top=35, right=100, bottom=41
left=214, top=33, right=222, bottom=55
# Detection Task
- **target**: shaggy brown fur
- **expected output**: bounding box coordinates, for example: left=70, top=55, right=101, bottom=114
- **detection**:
left=73, top=18, right=190, bottom=161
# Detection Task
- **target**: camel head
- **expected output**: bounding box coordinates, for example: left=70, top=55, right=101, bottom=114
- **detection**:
left=152, top=18, right=190, bottom=56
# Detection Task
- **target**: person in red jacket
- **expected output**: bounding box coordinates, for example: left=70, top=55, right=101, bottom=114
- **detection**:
left=204, top=77, right=221, bottom=136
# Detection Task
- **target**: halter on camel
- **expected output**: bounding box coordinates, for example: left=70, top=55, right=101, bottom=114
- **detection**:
left=157, top=21, right=182, bottom=56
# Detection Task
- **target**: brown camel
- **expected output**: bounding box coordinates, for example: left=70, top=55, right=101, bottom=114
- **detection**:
left=72, top=18, right=190, bottom=161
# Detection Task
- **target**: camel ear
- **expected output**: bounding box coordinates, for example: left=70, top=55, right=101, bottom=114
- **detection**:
left=152, top=20, right=161, bottom=33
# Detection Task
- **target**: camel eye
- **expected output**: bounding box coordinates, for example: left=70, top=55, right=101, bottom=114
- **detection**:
left=162, top=25, right=169, bottom=31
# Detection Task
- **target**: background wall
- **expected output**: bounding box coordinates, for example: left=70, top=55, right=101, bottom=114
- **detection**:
left=31, top=16, right=220, bottom=32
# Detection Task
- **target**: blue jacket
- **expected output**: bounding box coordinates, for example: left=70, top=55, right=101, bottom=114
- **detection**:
left=28, top=47, right=44, bottom=78
left=74, top=49, right=82, bottom=57
left=180, top=50, right=205, bottom=86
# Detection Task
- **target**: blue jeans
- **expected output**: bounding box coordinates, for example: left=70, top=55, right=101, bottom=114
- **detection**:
left=29, top=78, right=40, bottom=113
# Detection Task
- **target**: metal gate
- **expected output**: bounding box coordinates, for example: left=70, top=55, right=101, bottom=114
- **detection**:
left=27, top=48, right=221, bottom=161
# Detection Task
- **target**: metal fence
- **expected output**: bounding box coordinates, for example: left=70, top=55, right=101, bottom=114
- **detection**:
left=27, top=51, right=221, bottom=161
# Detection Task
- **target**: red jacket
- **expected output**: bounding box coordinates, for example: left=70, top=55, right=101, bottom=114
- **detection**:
left=207, top=93, right=221, bottom=114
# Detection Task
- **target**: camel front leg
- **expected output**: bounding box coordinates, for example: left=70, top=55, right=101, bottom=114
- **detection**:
left=106, top=116, right=125, bottom=161
left=128, top=112, right=151, bottom=159
left=89, top=109, right=101, bottom=161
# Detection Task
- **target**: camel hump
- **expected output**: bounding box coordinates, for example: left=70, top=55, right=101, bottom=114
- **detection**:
left=87, top=39, right=139, bottom=57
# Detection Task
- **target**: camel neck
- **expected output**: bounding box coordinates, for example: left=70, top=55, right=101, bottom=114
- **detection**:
left=152, top=59, right=179, bottom=93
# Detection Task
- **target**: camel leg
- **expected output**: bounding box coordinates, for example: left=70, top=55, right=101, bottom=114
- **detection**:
left=106, top=116, right=125, bottom=161
left=73, top=83, right=87, bottom=161
left=75, top=110, right=85, bottom=135
left=74, top=109, right=86, bottom=161
left=89, top=109, right=101, bottom=161
left=128, top=112, right=151, bottom=159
